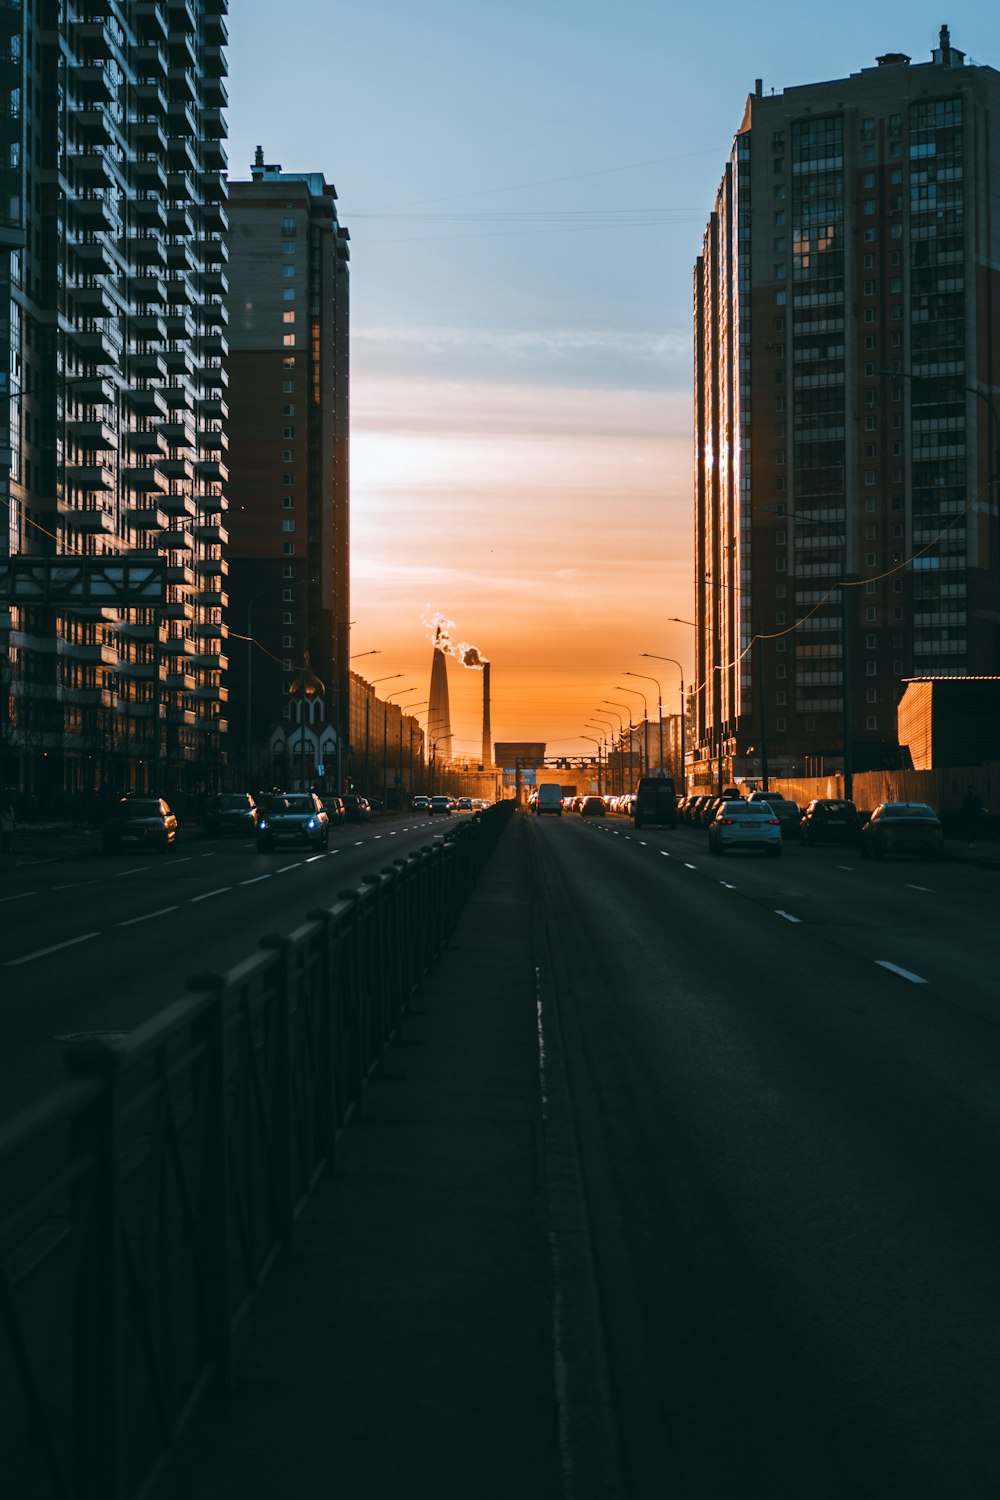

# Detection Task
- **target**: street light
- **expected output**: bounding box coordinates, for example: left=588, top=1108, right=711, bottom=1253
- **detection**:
left=600, top=707, right=626, bottom=793
left=604, top=700, right=636, bottom=790
left=624, top=671, right=663, bottom=776
left=589, top=717, right=617, bottom=793
left=579, top=735, right=603, bottom=795
left=383, top=686, right=419, bottom=806
left=398, top=698, right=428, bottom=800
left=615, top=685, right=647, bottom=777
left=363, top=673, right=403, bottom=791
left=642, top=654, right=685, bottom=791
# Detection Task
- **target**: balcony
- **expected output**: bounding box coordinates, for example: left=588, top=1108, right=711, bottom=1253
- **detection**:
left=195, top=488, right=227, bottom=514
left=197, top=426, right=227, bottom=455
left=164, top=670, right=195, bottom=691
left=190, top=648, right=228, bottom=670
left=67, top=146, right=112, bottom=188
left=129, top=347, right=167, bottom=380
left=133, top=41, right=168, bottom=76
left=167, top=708, right=197, bottom=727
left=193, top=235, right=228, bottom=265
left=72, top=278, right=115, bottom=317
left=165, top=239, right=195, bottom=272
left=67, top=324, right=119, bottom=364
left=117, top=658, right=157, bottom=680
left=125, top=504, right=168, bottom=532
left=129, top=234, right=168, bottom=267
left=127, top=272, right=167, bottom=306
left=132, top=0, right=170, bottom=43
left=158, top=455, right=193, bottom=482
left=193, top=683, right=227, bottom=703
left=129, top=116, right=168, bottom=153
left=133, top=81, right=168, bottom=117
left=74, top=64, right=114, bottom=104
left=122, top=462, right=166, bottom=493
left=66, top=417, right=116, bottom=449
left=124, top=425, right=166, bottom=455
left=130, top=196, right=168, bottom=232
left=116, top=617, right=167, bottom=642
left=163, top=345, right=194, bottom=376
left=192, top=620, right=225, bottom=640
left=130, top=702, right=167, bottom=720
left=129, top=311, right=168, bottom=340
left=58, top=502, right=115, bottom=534
left=160, top=491, right=196, bottom=518
left=73, top=372, right=117, bottom=406
left=202, top=74, right=228, bottom=110
left=57, top=639, right=119, bottom=667
left=62, top=463, right=114, bottom=490
left=161, top=418, right=195, bottom=447
left=157, top=528, right=193, bottom=551
left=122, top=384, right=169, bottom=418
left=160, top=598, right=194, bottom=621
left=131, top=155, right=169, bottom=193
left=161, top=636, right=195, bottom=660
left=165, top=562, right=194, bottom=585
left=192, top=522, right=228, bottom=544
left=201, top=138, right=227, bottom=175
left=69, top=234, right=113, bottom=271
left=193, top=457, right=227, bottom=483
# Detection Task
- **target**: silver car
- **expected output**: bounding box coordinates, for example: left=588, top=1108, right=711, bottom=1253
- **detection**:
left=708, top=800, right=782, bottom=857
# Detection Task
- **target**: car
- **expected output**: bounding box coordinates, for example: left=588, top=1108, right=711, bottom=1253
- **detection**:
left=102, top=797, right=178, bottom=854
left=580, top=795, right=605, bottom=816
left=429, top=795, right=453, bottom=815
left=747, top=792, right=801, bottom=835
left=699, top=796, right=728, bottom=828
left=322, top=795, right=346, bottom=825
left=708, top=800, right=782, bottom=856
left=256, top=792, right=329, bottom=852
left=799, top=799, right=861, bottom=846
left=633, top=775, right=677, bottom=830
left=534, top=784, right=563, bottom=816
left=412, top=795, right=432, bottom=812
left=684, top=794, right=712, bottom=826
left=860, top=802, right=944, bottom=860
left=457, top=797, right=474, bottom=811
left=342, top=794, right=371, bottom=822
left=204, top=791, right=258, bottom=837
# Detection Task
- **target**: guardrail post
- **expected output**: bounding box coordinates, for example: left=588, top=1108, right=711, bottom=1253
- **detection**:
left=304, top=907, right=340, bottom=1166
left=66, top=1038, right=125, bottom=1500
left=258, top=935, right=296, bottom=1257
left=186, top=971, right=233, bottom=1395
left=336, top=889, right=366, bottom=1122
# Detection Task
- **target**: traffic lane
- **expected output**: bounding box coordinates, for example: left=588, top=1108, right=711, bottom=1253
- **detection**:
left=530, top=816, right=1000, bottom=1497
left=0, top=816, right=445, bottom=964
left=0, top=821, right=453, bottom=1118
left=588, top=817, right=999, bottom=1013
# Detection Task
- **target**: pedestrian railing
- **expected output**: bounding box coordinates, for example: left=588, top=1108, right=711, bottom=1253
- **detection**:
left=0, top=802, right=513, bottom=1500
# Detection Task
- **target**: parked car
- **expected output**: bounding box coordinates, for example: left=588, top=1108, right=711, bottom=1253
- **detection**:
left=342, top=794, right=372, bottom=822
left=429, top=795, right=453, bottom=815
left=633, top=775, right=677, bottom=830
left=204, top=791, right=258, bottom=837
left=580, top=795, right=606, bottom=817
left=860, top=802, right=944, bottom=860
left=322, top=795, right=346, bottom=826
left=747, top=792, right=801, bottom=836
left=799, top=799, right=861, bottom=846
left=699, top=796, right=728, bottom=829
left=102, top=797, right=178, bottom=854
left=257, top=792, right=329, bottom=852
left=708, top=800, right=782, bottom=857
left=412, top=795, right=432, bottom=812
left=684, top=795, right=711, bottom=826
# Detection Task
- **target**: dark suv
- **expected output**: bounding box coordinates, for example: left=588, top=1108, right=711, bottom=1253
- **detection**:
left=799, top=799, right=861, bottom=846
left=633, top=775, right=677, bottom=830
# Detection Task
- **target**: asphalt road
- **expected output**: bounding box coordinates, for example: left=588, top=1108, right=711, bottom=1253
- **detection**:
left=0, top=811, right=464, bottom=1120
left=529, top=811, right=1000, bottom=1498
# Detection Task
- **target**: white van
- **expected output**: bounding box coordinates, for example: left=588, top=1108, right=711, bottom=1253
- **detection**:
left=534, top=784, right=563, bottom=816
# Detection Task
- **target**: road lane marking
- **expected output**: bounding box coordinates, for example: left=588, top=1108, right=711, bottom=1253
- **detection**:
left=906, top=884, right=934, bottom=893
left=239, top=874, right=272, bottom=886
left=836, top=865, right=854, bottom=871
left=374, top=835, right=382, bottom=840
left=876, top=960, right=927, bottom=985
left=354, top=841, right=363, bottom=847
left=201, top=852, right=215, bottom=858
left=7, top=932, right=100, bottom=966
left=719, top=882, right=737, bottom=889
left=173, top=856, right=193, bottom=864
left=54, top=883, right=83, bottom=891
left=277, top=863, right=301, bottom=874
left=188, top=887, right=231, bottom=903
left=114, top=866, right=151, bottom=877
left=639, top=842, right=648, bottom=847
left=118, top=906, right=178, bottom=927
left=775, top=910, right=802, bottom=923
left=684, top=862, right=697, bottom=870
left=659, top=852, right=670, bottom=858
left=306, top=854, right=325, bottom=863
left=0, top=890, right=36, bottom=903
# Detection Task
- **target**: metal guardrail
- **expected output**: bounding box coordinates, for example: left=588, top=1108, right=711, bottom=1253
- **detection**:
left=0, top=802, right=514, bottom=1499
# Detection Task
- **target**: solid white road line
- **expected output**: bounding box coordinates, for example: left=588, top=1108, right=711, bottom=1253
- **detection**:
left=775, top=910, right=802, bottom=923
left=188, top=887, right=231, bottom=903
left=239, top=874, right=272, bottom=886
left=117, top=906, right=178, bottom=927
left=876, top=960, right=928, bottom=984
left=6, top=932, right=100, bottom=966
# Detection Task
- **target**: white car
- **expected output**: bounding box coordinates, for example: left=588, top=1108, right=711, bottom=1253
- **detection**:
left=708, top=800, right=782, bottom=856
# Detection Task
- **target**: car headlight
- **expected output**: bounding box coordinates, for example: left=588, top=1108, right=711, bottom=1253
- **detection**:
left=259, top=820, right=268, bottom=831
left=307, top=817, right=316, bottom=829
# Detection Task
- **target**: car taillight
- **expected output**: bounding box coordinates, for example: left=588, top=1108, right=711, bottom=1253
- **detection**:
left=768, top=818, right=780, bottom=825
left=719, top=817, right=734, bottom=825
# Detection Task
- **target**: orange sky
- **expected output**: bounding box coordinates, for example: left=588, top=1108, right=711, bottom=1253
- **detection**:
left=350, top=372, right=695, bottom=758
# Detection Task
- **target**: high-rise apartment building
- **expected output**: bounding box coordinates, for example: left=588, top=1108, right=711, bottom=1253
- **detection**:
left=0, top=0, right=230, bottom=801
left=693, top=28, right=1000, bottom=789
left=226, top=153, right=350, bottom=790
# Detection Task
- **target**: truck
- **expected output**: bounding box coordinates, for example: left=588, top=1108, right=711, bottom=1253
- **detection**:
left=534, top=783, right=564, bottom=816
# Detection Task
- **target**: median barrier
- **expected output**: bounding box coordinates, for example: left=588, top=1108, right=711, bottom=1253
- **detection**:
left=0, top=801, right=514, bottom=1500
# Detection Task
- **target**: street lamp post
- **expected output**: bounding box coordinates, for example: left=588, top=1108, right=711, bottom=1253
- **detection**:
left=615, top=684, right=647, bottom=777
left=642, top=654, right=685, bottom=789
left=399, top=699, right=428, bottom=802
left=604, top=701, right=636, bottom=791
left=580, top=735, right=603, bottom=795
left=383, top=686, right=418, bottom=807
left=624, top=671, right=663, bottom=778
left=363, top=673, right=403, bottom=792
left=590, top=718, right=618, bottom=793
left=601, top=706, right=626, bottom=793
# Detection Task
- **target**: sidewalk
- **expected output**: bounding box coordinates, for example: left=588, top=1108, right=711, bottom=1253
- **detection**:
left=158, top=814, right=563, bottom=1500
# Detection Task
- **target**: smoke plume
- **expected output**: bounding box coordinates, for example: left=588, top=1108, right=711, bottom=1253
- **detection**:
left=422, top=608, right=489, bottom=669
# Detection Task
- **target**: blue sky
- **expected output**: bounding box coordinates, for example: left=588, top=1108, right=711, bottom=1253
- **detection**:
left=226, top=2, right=1000, bottom=752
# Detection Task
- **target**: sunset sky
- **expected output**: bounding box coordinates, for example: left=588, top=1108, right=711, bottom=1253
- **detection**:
left=227, top=0, right=999, bottom=757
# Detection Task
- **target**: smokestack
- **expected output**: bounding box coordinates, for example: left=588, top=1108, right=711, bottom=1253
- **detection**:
left=428, top=632, right=453, bottom=762
left=482, top=661, right=492, bottom=767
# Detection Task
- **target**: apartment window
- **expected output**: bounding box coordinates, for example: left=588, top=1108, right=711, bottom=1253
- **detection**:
left=282, top=496, right=294, bottom=509
left=866, top=688, right=878, bottom=704
left=776, top=476, right=786, bottom=490
left=865, top=415, right=876, bottom=431
left=863, top=145, right=875, bottom=162
left=282, top=381, right=295, bottom=393
left=282, top=635, right=293, bottom=648
left=891, top=384, right=902, bottom=402
left=866, top=661, right=878, bottom=676
left=774, top=264, right=785, bottom=280
left=283, top=449, right=294, bottom=462
left=283, top=356, right=296, bottom=368
left=889, top=142, right=901, bottom=158
left=775, top=664, right=787, bottom=678
left=863, top=253, right=874, bottom=269
left=864, top=279, right=875, bottom=295
left=892, top=660, right=903, bottom=674
left=281, top=217, right=295, bottom=235
left=776, top=639, right=786, bottom=653
left=773, top=344, right=785, bottom=358
left=865, top=362, right=875, bottom=375
left=776, top=556, right=787, bottom=571
left=865, top=551, right=877, bottom=566
left=864, top=308, right=875, bottom=323
left=866, top=581, right=877, bottom=594
left=866, top=715, right=878, bottom=730
left=890, top=251, right=901, bottom=266
left=775, top=290, right=786, bottom=305
left=890, top=170, right=902, bottom=186
left=283, top=403, right=295, bottom=415
left=775, top=528, right=786, bottom=544
left=865, top=522, right=877, bottom=537
left=283, top=311, right=295, bottom=324
left=773, top=212, right=785, bottom=227
left=282, top=265, right=295, bottom=278
left=863, top=172, right=875, bottom=189
left=775, top=396, right=785, bottom=411
left=891, top=414, right=902, bottom=429
left=890, top=332, right=902, bottom=347
left=283, top=658, right=293, bottom=670
left=893, top=606, right=904, bottom=620
left=282, top=565, right=294, bottom=578
left=866, top=607, right=877, bottom=621
left=890, top=223, right=902, bottom=237
left=865, top=497, right=876, bottom=512
left=864, top=390, right=876, bottom=407
left=775, top=449, right=786, bottom=465
left=773, top=237, right=785, bottom=252
left=864, top=335, right=876, bottom=350
left=283, top=334, right=295, bottom=346
left=890, top=304, right=902, bottom=320
left=892, top=523, right=903, bottom=538
left=282, top=542, right=295, bottom=555
left=865, top=471, right=876, bottom=486
left=282, top=288, right=295, bottom=301
left=283, top=243, right=295, bottom=255
left=888, top=114, right=901, bottom=134
left=773, top=185, right=785, bottom=201
left=892, top=578, right=903, bottom=593
left=774, top=317, right=785, bottom=332
left=774, top=423, right=786, bottom=439
left=865, top=633, right=876, bottom=648
left=773, top=157, right=785, bottom=173
left=282, top=589, right=293, bottom=601
left=282, top=519, right=295, bottom=533
left=776, top=692, right=787, bottom=706
left=863, top=199, right=875, bottom=215
left=776, top=717, right=787, bottom=732
left=864, top=228, right=875, bottom=242
left=282, top=426, right=295, bottom=438
left=891, top=441, right=902, bottom=457
left=776, top=612, right=786, bottom=625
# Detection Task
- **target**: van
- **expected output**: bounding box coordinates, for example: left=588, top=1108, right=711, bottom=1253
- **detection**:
left=535, top=783, right=563, bottom=816
left=633, top=775, right=677, bottom=830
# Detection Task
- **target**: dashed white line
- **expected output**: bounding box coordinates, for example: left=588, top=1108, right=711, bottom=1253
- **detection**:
left=0, top=890, right=36, bottom=904
left=836, top=865, right=854, bottom=871
left=114, top=866, right=150, bottom=877
left=6, top=932, right=100, bottom=966
left=173, top=856, right=193, bottom=864
left=239, top=874, right=272, bottom=886
left=53, top=883, right=83, bottom=891
left=188, top=886, right=231, bottom=903
left=276, top=863, right=301, bottom=874
left=659, top=851, right=670, bottom=858
left=876, top=960, right=927, bottom=985
left=719, top=882, right=737, bottom=890
left=354, top=842, right=363, bottom=847
left=775, top=910, right=802, bottom=923
left=306, top=854, right=326, bottom=863
left=118, top=906, right=178, bottom=927
left=905, top=884, right=934, bottom=893
left=201, top=852, right=215, bottom=858
left=639, top=842, right=648, bottom=847
left=684, top=862, right=697, bottom=870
